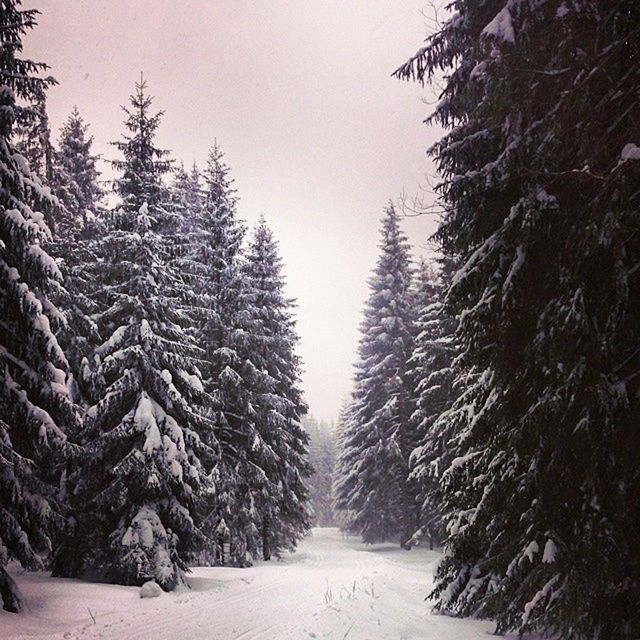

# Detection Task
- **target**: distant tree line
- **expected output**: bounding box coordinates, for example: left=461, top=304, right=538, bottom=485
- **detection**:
left=304, top=416, right=337, bottom=527
left=0, top=0, right=310, bottom=612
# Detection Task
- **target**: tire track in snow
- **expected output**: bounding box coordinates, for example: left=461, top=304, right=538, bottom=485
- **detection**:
left=64, top=530, right=435, bottom=640
left=110, top=575, right=293, bottom=640
left=5, top=530, right=506, bottom=640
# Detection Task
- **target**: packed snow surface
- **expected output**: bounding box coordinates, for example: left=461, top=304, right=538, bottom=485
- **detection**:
left=1, top=528, right=531, bottom=639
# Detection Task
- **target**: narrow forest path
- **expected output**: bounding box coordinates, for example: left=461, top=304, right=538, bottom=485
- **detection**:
left=2, top=529, right=517, bottom=640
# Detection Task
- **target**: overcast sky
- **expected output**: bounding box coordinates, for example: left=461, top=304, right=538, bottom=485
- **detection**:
left=23, top=0, right=441, bottom=423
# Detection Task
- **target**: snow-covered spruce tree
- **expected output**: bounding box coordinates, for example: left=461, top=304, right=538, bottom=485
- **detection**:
left=50, top=107, right=104, bottom=408
left=171, top=161, right=202, bottom=220
left=0, top=0, right=79, bottom=612
left=407, top=258, right=458, bottom=549
left=243, top=217, right=311, bottom=559
left=396, top=2, right=640, bottom=637
left=331, top=402, right=359, bottom=534
left=51, top=107, right=102, bottom=234
left=169, top=161, right=203, bottom=268
left=13, top=93, right=53, bottom=187
left=56, top=79, right=216, bottom=590
left=190, top=144, right=260, bottom=566
left=333, top=204, right=416, bottom=547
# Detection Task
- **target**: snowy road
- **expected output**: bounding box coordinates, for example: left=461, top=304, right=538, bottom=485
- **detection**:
left=2, top=528, right=506, bottom=640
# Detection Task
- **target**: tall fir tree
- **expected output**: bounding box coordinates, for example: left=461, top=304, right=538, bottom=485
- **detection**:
left=333, top=204, right=416, bottom=547
left=13, top=93, right=53, bottom=187
left=407, top=258, right=457, bottom=548
left=56, top=79, right=216, bottom=590
left=0, top=0, right=78, bottom=612
left=190, top=144, right=260, bottom=566
left=243, top=217, right=311, bottom=559
left=51, top=106, right=102, bottom=233
left=331, top=402, right=358, bottom=534
left=169, top=161, right=202, bottom=267
left=50, top=107, right=104, bottom=408
left=396, top=2, right=640, bottom=637
left=171, top=161, right=202, bottom=220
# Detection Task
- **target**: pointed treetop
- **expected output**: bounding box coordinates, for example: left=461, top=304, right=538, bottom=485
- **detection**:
left=111, top=76, right=171, bottom=208
left=203, top=141, right=236, bottom=205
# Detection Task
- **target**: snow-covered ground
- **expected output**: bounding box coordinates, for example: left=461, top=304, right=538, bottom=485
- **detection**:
left=2, top=528, right=520, bottom=640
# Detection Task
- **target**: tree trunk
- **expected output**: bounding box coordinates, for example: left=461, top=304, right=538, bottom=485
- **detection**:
left=262, top=519, right=271, bottom=561
left=397, top=388, right=413, bottom=551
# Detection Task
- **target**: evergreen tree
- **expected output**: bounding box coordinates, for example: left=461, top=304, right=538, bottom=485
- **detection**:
left=396, top=2, right=640, bottom=637
left=171, top=161, right=202, bottom=219
left=50, top=107, right=104, bottom=408
left=190, top=144, right=260, bottom=566
left=333, top=204, right=416, bottom=547
left=0, top=0, right=77, bottom=612
left=407, top=258, right=457, bottom=548
left=243, top=217, right=311, bottom=558
left=169, top=161, right=202, bottom=266
left=51, top=106, right=102, bottom=233
left=57, top=79, right=216, bottom=590
left=13, top=93, right=53, bottom=186
left=331, top=402, right=358, bottom=534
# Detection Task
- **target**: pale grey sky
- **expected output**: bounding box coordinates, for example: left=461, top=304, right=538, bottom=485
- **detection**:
left=24, top=0, right=441, bottom=423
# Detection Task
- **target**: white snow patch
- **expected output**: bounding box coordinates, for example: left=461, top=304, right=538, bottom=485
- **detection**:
left=180, top=369, right=204, bottom=391
left=483, top=4, right=516, bottom=43
left=523, top=540, right=539, bottom=563
left=140, top=581, right=163, bottom=598
left=97, top=325, right=128, bottom=356
left=470, top=61, right=487, bottom=81
left=135, top=393, right=162, bottom=453
left=620, top=143, right=640, bottom=161
left=140, top=319, right=153, bottom=343
left=522, top=575, right=559, bottom=625
left=122, top=505, right=163, bottom=549
left=542, top=538, right=557, bottom=563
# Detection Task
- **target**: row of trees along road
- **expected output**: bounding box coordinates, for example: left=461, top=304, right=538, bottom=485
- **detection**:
left=0, top=0, right=310, bottom=612
left=335, top=2, right=640, bottom=639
